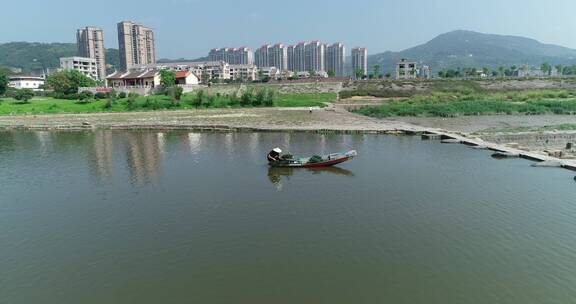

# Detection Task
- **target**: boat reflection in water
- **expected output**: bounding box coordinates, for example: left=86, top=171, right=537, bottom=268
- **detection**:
left=267, top=166, right=354, bottom=191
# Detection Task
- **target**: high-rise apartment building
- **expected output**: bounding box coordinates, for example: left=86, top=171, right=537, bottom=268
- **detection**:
left=270, top=44, right=288, bottom=71
left=305, top=41, right=325, bottom=73
left=117, top=21, right=156, bottom=71
left=77, top=26, right=106, bottom=80
left=291, top=42, right=308, bottom=72
left=255, top=44, right=288, bottom=71
left=351, top=47, right=368, bottom=78
left=209, top=47, right=253, bottom=65
left=325, top=42, right=345, bottom=77
left=254, top=45, right=272, bottom=68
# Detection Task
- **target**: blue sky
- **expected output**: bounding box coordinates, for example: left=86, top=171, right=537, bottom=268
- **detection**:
left=2, top=0, right=575, bottom=59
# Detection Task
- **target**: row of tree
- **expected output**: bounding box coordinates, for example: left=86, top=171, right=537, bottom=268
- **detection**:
left=437, top=63, right=576, bottom=79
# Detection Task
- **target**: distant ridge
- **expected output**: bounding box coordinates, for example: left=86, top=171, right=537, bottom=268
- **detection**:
left=368, top=30, right=576, bottom=73
left=0, top=42, right=119, bottom=73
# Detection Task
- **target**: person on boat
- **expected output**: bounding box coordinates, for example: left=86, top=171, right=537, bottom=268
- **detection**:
left=267, top=148, right=282, bottom=162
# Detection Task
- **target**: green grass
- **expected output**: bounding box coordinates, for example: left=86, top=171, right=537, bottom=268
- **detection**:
left=274, top=93, right=335, bottom=107
left=355, top=89, right=576, bottom=118
left=0, top=92, right=336, bottom=116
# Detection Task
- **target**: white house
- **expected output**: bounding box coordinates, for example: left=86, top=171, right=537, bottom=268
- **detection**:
left=8, top=76, right=45, bottom=91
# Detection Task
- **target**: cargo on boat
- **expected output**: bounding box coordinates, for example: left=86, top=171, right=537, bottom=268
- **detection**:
left=267, top=148, right=357, bottom=168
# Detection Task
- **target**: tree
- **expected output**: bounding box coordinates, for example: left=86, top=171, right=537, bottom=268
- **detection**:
left=264, top=90, right=275, bottom=107
left=482, top=67, right=489, bottom=77
left=555, top=64, right=563, bottom=76
left=0, top=70, right=7, bottom=96
left=498, top=66, right=505, bottom=78
left=353, top=69, right=364, bottom=80
left=541, top=62, right=551, bottom=76
left=46, top=70, right=96, bottom=95
left=160, top=70, right=176, bottom=87
left=192, top=90, right=204, bottom=108
left=14, top=89, right=34, bottom=102
left=253, top=89, right=265, bottom=106
left=327, top=69, right=336, bottom=78
left=372, top=65, right=381, bottom=79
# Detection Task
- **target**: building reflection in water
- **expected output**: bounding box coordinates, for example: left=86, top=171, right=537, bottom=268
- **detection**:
left=267, top=166, right=354, bottom=191
left=125, top=132, right=164, bottom=186
left=88, top=131, right=114, bottom=182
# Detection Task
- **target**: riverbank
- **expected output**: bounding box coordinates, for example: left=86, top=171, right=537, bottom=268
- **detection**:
left=2, top=106, right=576, bottom=168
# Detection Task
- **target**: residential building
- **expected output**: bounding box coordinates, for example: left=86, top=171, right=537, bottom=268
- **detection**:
left=106, top=70, right=161, bottom=88
left=270, top=44, right=288, bottom=71
left=351, top=47, right=368, bottom=78
left=291, top=42, right=307, bottom=72
left=255, top=45, right=272, bottom=68
left=8, top=76, right=45, bottom=91
left=259, top=66, right=281, bottom=79
left=77, top=26, right=106, bottom=80
left=235, top=47, right=254, bottom=65
left=229, top=64, right=258, bottom=81
left=60, top=57, right=99, bottom=79
left=305, top=41, right=325, bottom=73
left=396, top=59, right=417, bottom=79
left=175, top=71, right=200, bottom=85
left=209, top=47, right=253, bottom=65
left=287, top=45, right=295, bottom=71
left=117, top=21, right=156, bottom=71
left=325, top=42, right=345, bottom=77
left=419, top=65, right=432, bottom=79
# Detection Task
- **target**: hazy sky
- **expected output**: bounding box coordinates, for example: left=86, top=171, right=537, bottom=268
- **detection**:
left=2, top=0, right=575, bottom=59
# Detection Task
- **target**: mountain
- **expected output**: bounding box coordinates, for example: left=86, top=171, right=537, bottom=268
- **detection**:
left=369, top=30, right=576, bottom=73
left=0, top=42, right=120, bottom=74
left=157, top=56, right=208, bottom=63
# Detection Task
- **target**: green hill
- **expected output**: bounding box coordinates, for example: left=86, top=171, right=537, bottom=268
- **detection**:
left=369, top=30, right=576, bottom=73
left=0, top=42, right=119, bottom=74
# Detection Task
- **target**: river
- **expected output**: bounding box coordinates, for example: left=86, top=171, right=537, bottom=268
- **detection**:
left=1, top=130, right=575, bottom=303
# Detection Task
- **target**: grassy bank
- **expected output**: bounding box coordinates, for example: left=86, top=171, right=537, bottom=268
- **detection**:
left=355, top=89, right=576, bottom=117
left=0, top=92, right=335, bottom=115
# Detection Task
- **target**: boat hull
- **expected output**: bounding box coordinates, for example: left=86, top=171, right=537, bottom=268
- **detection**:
left=269, top=150, right=357, bottom=168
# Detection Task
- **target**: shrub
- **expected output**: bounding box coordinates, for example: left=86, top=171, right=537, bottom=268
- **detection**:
left=13, top=89, right=35, bottom=103
left=118, top=92, right=127, bottom=99
left=240, top=90, right=253, bottom=107
left=94, top=92, right=107, bottom=100
left=253, top=89, right=265, bottom=106
left=126, top=95, right=137, bottom=110
left=78, top=91, right=94, bottom=100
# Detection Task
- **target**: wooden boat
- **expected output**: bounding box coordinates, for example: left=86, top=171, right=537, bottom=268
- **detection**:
left=268, top=149, right=357, bottom=168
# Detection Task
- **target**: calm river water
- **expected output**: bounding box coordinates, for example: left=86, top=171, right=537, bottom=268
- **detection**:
left=1, top=130, right=576, bottom=303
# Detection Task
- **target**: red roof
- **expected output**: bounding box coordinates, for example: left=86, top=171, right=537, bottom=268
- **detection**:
left=175, top=71, right=189, bottom=78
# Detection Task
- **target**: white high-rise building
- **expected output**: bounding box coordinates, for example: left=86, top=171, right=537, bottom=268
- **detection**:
left=254, top=44, right=272, bottom=68
left=351, top=47, right=368, bottom=78
left=325, top=42, right=345, bottom=77
left=209, top=47, right=254, bottom=65
left=270, top=44, right=288, bottom=71
left=291, top=42, right=308, bottom=72
left=305, top=41, right=325, bottom=73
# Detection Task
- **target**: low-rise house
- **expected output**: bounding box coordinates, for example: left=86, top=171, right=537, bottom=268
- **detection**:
left=60, top=57, right=99, bottom=80
left=259, top=67, right=280, bottom=79
left=175, top=71, right=200, bottom=85
left=106, top=70, right=160, bottom=95
left=396, top=59, right=417, bottom=79
left=8, top=76, right=45, bottom=91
